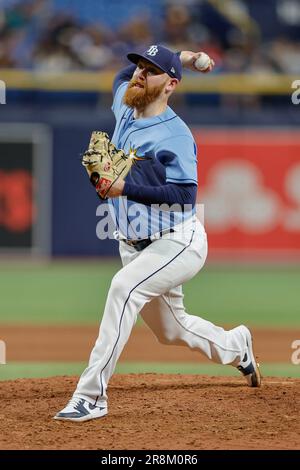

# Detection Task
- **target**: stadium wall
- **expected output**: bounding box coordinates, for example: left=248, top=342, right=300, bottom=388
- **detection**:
left=0, top=103, right=299, bottom=258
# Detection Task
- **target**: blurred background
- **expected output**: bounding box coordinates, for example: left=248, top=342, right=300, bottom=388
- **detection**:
left=0, top=0, right=299, bottom=380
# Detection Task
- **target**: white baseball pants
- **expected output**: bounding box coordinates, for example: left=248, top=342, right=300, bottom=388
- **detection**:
left=73, top=218, right=247, bottom=406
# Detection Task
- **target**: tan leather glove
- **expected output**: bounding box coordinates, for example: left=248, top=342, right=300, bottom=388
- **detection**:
left=82, top=131, right=136, bottom=200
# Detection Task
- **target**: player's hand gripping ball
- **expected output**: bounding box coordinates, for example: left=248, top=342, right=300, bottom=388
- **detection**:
left=194, top=53, right=212, bottom=72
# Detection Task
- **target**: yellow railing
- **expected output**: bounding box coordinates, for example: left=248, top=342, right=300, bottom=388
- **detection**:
left=0, top=69, right=298, bottom=94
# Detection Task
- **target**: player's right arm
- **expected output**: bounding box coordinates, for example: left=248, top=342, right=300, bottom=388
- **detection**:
left=111, top=65, right=136, bottom=120
left=112, top=65, right=136, bottom=97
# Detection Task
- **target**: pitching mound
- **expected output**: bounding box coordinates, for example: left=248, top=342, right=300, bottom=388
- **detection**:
left=0, top=374, right=299, bottom=450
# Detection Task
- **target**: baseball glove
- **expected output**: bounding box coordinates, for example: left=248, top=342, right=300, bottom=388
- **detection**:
left=81, top=131, right=136, bottom=199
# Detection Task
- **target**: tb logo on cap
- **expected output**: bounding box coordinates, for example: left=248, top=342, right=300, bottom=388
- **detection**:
left=146, top=45, right=158, bottom=56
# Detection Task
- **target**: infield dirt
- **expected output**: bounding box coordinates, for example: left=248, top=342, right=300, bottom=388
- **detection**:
left=0, top=325, right=299, bottom=449
left=0, top=374, right=299, bottom=450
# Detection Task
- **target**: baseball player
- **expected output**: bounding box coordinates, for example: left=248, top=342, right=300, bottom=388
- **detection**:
left=54, top=45, right=261, bottom=422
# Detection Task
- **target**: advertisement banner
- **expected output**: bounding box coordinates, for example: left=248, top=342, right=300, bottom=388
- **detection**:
left=194, top=129, right=300, bottom=258
left=0, top=142, right=34, bottom=248
left=0, top=124, right=51, bottom=254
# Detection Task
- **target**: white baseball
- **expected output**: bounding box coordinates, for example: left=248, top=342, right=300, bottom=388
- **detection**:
left=194, top=53, right=211, bottom=71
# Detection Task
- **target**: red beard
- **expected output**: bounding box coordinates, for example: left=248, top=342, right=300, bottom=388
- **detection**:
left=123, top=79, right=167, bottom=110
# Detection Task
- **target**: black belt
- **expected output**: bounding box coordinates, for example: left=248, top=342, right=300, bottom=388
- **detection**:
left=122, top=229, right=175, bottom=252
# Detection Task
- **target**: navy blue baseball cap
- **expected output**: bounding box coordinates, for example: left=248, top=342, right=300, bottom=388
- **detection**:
left=127, top=45, right=182, bottom=81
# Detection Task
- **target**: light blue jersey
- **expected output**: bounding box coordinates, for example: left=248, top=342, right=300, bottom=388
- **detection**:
left=109, top=81, right=198, bottom=239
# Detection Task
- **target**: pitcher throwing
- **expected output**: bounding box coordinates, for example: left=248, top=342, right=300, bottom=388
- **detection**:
left=54, top=45, right=261, bottom=423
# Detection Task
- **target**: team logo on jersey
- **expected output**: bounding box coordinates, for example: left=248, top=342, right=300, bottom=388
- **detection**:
left=129, top=147, right=142, bottom=161
left=128, top=147, right=150, bottom=162
left=146, top=45, right=158, bottom=56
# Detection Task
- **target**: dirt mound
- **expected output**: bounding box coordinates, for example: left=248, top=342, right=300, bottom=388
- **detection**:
left=0, top=375, right=299, bottom=450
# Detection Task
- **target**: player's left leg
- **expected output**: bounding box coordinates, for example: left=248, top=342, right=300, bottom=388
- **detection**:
left=140, top=286, right=248, bottom=366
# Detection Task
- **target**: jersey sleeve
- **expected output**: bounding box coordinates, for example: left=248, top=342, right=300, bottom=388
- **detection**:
left=111, top=81, right=128, bottom=118
left=112, top=65, right=135, bottom=96
left=155, top=135, right=198, bottom=185
left=111, top=65, right=135, bottom=118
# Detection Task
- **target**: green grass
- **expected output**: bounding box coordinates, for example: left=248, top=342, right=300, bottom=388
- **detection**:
left=0, top=261, right=299, bottom=326
left=0, top=361, right=298, bottom=381
left=0, top=261, right=119, bottom=324
left=184, top=265, right=300, bottom=326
